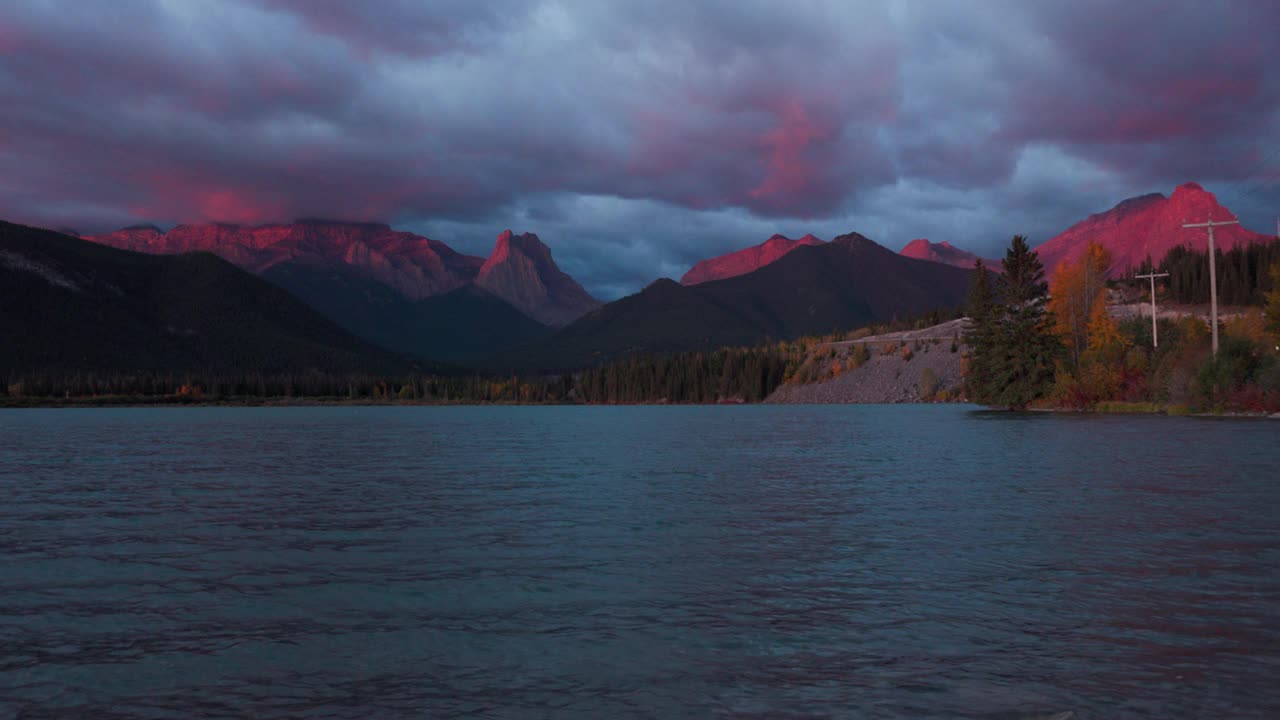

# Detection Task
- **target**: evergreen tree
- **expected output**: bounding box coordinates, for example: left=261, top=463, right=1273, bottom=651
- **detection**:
left=980, top=235, right=1059, bottom=409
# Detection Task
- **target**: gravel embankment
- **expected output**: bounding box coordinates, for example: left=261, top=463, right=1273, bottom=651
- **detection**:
left=767, top=321, right=969, bottom=404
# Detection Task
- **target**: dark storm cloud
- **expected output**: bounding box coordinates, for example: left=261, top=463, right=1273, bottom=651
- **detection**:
left=0, top=0, right=1277, bottom=298
left=257, top=0, right=523, bottom=58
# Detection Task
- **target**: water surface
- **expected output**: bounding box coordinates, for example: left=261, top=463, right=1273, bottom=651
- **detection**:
left=1, top=405, right=1277, bottom=718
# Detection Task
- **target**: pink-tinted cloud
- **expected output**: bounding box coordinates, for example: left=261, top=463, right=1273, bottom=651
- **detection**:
left=0, top=23, right=22, bottom=56
left=748, top=100, right=832, bottom=208
left=0, top=0, right=1276, bottom=297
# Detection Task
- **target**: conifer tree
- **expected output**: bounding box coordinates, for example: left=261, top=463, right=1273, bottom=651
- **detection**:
left=968, top=235, right=1058, bottom=409
left=993, top=235, right=1058, bottom=408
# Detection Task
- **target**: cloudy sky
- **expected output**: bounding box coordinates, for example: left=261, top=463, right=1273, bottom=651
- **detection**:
left=2, top=1, right=1278, bottom=298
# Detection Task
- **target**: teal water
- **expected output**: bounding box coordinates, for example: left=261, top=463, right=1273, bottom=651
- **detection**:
left=1, top=405, right=1277, bottom=719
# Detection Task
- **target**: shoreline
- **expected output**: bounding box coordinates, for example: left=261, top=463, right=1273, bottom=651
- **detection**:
left=3, top=396, right=1277, bottom=418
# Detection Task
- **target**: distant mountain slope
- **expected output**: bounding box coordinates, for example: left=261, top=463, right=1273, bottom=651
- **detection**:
left=262, top=261, right=551, bottom=363
left=0, top=221, right=410, bottom=374
left=1034, top=182, right=1274, bottom=278
left=500, top=232, right=972, bottom=371
left=899, top=239, right=991, bottom=269
left=681, top=233, right=824, bottom=285
left=89, top=219, right=485, bottom=300
left=474, top=230, right=601, bottom=327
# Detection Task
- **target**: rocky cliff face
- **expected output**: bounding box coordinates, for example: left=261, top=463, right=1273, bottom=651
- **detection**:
left=89, top=220, right=486, bottom=300
left=898, top=239, right=989, bottom=269
left=1034, top=183, right=1273, bottom=278
left=680, top=233, right=824, bottom=285
left=474, top=230, right=601, bottom=327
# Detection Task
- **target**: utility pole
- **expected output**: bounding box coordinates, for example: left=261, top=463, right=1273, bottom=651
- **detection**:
left=1182, top=218, right=1238, bottom=356
left=1134, top=271, right=1170, bottom=347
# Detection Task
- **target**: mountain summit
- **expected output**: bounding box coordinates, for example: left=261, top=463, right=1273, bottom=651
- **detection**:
left=1034, top=183, right=1273, bottom=278
left=898, top=239, right=990, bottom=269
left=475, top=230, right=601, bottom=327
left=681, top=233, right=824, bottom=285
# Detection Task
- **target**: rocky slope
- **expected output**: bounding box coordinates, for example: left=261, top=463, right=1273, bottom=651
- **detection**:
left=899, top=239, right=991, bottom=269
left=474, top=230, right=600, bottom=327
left=1034, top=183, right=1273, bottom=278
left=681, top=233, right=824, bottom=285
left=766, top=320, right=969, bottom=404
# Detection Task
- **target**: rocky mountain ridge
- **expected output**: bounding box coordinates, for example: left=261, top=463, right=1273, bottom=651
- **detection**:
left=680, top=233, right=824, bottom=285
left=89, top=220, right=484, bottom=300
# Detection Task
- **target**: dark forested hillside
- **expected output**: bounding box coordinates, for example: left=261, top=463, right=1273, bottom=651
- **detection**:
left=262, top=262, right=552, bottom=363
left=0, top=221, right=412, bottom=375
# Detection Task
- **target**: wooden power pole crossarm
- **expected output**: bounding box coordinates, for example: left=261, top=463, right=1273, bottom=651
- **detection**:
left=1182, top=218, right=1238, bottom=356
left=1135, top=271, right=1169, bottom=347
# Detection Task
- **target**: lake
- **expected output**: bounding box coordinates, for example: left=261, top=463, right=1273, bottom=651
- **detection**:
left=1, top=405, right=1277, bottom=718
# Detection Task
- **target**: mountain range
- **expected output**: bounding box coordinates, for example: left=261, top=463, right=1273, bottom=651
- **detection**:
left=504, top=232, right=974, bottom=371
left=12, top=181, right=1275, bottom=376
left=87, top=222, right=598, bottom=362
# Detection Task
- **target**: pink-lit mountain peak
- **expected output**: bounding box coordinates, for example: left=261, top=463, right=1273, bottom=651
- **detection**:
left=486, top=229, right=554, bottom=267
left=476, top=230, right=599, bottom=328
left=898, top=239, right=989, bottom=270
left=681, top=233, right=825, bottom=285
left=1034, top=182, right=1272, bottom=279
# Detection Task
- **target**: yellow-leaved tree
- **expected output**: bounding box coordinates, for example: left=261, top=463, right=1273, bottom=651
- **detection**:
left=1048, top=242, right=1133, bottom=405
left=1084, top=295, right=1124, bottom=362
left=1048, top=241, right=1112, bottom=370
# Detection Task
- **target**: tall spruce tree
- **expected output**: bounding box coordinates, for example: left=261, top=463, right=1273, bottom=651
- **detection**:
left=992, top=235, right=1058, bottom=409
left=965, top=236, right=1058, bottom=409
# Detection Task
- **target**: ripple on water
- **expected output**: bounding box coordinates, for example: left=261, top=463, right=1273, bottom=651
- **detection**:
left=1, top=405, right=1278, bottom=719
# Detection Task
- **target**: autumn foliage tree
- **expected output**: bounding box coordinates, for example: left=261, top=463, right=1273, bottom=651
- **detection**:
left=1046, top=242, right=1133, bottom=405
left=1048, top=242, right=1112, bottom=370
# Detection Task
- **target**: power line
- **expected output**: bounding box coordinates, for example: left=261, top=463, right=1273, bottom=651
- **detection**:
left=1134, top=271, right=1170, bottom=348
left=1182, top=218, right=1239, bottom=355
